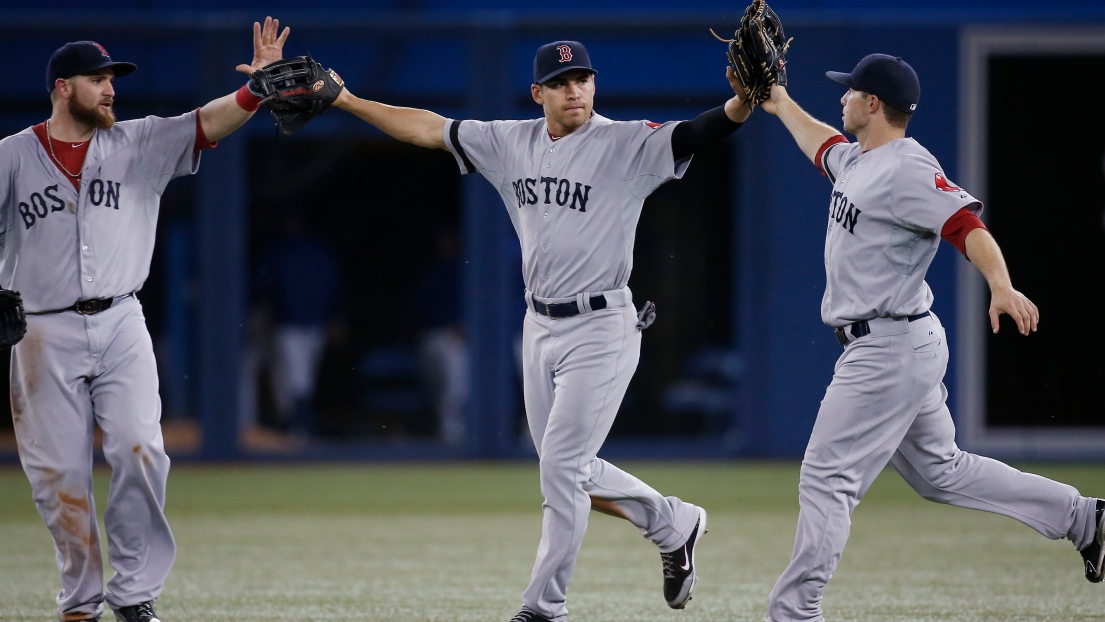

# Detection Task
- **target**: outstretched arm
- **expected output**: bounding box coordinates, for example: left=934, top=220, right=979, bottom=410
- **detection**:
left=723, top=67, right=754, bottom=124
left=198, top=16, right=290, bottom=142
left=331, top=90, right=447, bottom=150
left=759, top=82, right=842, bottom=164
left=964, top=227, right=1039, bottom=336
left=668, top=67, right=754, bottom=161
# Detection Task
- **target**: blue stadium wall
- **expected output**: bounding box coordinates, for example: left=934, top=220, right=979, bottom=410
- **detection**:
left=2, top=2, right=1103, bottom=459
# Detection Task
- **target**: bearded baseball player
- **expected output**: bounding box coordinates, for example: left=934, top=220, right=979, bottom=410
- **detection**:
left=755, top=54, right=1104, bottom=621
left=319, top=40, right=754, bottom=621
left=0, top=17, right=289, bottom=622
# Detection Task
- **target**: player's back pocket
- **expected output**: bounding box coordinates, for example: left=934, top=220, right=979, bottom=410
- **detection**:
left=909, top=321, right=941, bottom=353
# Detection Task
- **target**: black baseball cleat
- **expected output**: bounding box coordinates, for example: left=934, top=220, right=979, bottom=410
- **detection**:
left=661, top=506, right=708, bottom=609
left=113, top=602, right=161, bottom=622
left=508, top=609, right=552, bottom=622
left=1081, top=499, right=1105, bottom=583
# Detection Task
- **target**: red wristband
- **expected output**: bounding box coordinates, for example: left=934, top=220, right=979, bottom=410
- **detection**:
left=235, top=84, right=263, bottom=112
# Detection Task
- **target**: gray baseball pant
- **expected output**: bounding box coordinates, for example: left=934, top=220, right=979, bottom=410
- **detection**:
left=766, top=312, right=1096, bottom=622
left=10, top=298, right=175, bottom=621
left=520, top=287, right=700, bottom=621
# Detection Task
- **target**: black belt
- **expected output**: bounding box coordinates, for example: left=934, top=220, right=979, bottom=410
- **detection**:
left=27, top=293, right=134, bottom=316
left=531, top=294, right=607, bottom=319
left=835, top=311, right=930, bottom=345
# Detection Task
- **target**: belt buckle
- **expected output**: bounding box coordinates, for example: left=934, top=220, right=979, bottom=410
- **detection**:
left=75, top=298, right=110, bottom=315
left=834, top=326, right=849, bottom=345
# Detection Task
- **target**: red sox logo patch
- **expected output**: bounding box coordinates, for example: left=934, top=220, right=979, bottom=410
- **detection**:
left=557, top=45, right=573, bottom=62
left=92, top=42, right=110, bottom=58
left=934, top=173, right=961, bottom=192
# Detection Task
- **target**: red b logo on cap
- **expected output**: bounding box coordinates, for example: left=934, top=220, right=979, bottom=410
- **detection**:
left=557, top=45, right=572, bottom=62
left=92, top=42, right=110, bottom=58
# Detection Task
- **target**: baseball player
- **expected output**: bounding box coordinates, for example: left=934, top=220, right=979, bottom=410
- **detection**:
left=0, top=17, right=289, bottom=622
left=324, top=41, right=751, bottom=621
left=754, top=54, right=1104, bottom=622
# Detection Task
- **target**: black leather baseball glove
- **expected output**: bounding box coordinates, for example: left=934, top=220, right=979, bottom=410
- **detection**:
left=711, top=0, right=792, bottom=109
left=0, top=287, right=27, bottom=347
left=249, top=55, right=345, bottom=136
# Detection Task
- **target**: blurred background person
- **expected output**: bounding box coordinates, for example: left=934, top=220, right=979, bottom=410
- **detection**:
left=250, top=207, right=346, bottom=439
left=411, top=227, right=469, bottom=445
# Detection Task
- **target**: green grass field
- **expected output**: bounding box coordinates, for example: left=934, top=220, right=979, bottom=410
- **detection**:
left=1, top=461, right=1102, bottom=621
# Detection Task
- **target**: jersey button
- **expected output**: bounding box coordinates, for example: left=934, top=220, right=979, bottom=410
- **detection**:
left=546, top=164, right=551, bottom=168
left=86, top=277, right=93, bottom=282
left=542, top=245, right=548, bottom=251
left=543, top=212, right=548, bottom=218
left=82, top=245, right=88, bottom=251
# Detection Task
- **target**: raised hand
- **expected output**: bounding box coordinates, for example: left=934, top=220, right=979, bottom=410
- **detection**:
left=236, top=16, right=290, bottom=75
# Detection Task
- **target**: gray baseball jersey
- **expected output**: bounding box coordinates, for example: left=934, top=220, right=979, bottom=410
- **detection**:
left=1, top=110, right=199, bottom=621
left=1, top=113, right=198, bottom=311
left=764, top=137, right=1098, bottom=622
left=819, top=138, right=981, bottom=325
left=444, top=113, right=689, bottom=298
left=444, top=114, right=703, bottom=621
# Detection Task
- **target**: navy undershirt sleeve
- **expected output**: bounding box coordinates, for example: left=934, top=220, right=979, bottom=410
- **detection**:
left=671, top=106, right=743, bottom=161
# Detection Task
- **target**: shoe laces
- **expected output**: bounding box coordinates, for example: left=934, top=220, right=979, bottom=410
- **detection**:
left=661, top=549, right=681, bottom=579
left=132, top=602, right=157, bottom=622
left=509, top=612, right=541, bottom=622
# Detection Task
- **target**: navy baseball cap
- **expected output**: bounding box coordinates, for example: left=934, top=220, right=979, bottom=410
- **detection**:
left=533, top=40, right=597, bottom=85
left=826, top=54, right=920, bottom=113
left=46, top=41, right=137, bottom=93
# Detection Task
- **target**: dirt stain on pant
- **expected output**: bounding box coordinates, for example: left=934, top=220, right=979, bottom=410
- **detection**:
left=51, top=487, right=100, bottom=576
